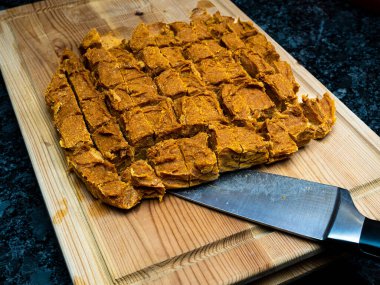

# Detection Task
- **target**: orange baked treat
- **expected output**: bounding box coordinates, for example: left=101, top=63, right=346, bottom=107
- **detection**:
left=67, top=148, right=143, bottom=209
left=176, top=62, right=206, bottom=95
left=209, top=124, right=268, bottom=172
left=179, top=132, right=219, bottom=186
left=120, top=107, right=155, bottom=149
left=142, top=98, right=182, bottom=140
left=263, top=118, right=299, bottom=162
left=45, top=66, right=144, bottom=209
left=155, top=69, right=187, bottom=99
left=160, top=46, right=187, bottom=68
left=44, top=9, right=336, bottom=210
left=121, top=160, right=165, bottom=199
left=220, top=81, right=275, bottom=123
left=184, top=42, right=214, bottom=63
left=139, top=46, right=171, bottom=75
left=62, top=51, right=134, bottom=167
left=92, top=120, right=134, bottom=167
left=174, top=91, right=226, bottom=135
left=301, top=93, right=336, bottom=139
left=147, top=138, right=190, bottom=188
left=275, top=104, right=315, bottom=147
left=147, top=133, right=218, bottom=188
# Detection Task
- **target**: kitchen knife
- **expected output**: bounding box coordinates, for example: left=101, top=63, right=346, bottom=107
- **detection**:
left=169, top=170, right=380, bottom=257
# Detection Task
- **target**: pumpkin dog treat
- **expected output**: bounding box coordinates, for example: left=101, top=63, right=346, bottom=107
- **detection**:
left=45, top=9, right=335, bottom=209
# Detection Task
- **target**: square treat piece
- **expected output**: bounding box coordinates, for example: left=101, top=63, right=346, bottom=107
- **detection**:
left=237, top=127, right=269, bottom=169
left=237, top=49, right=275, bottom=78
left=58, top=115, right=93, bottom=149
left=227, top=19, right=257, bottom=38
left=121, top=160, right=165, bottom=199
left=84, top=48, right=115, bottom=68
left=81, top=96, right=112, bottom=132
left=210, top=124, right=268, bottom=172
left=184, top=43, right=214, bottom=62
left=196, top=58, right=230, bottom=85
left=61, top=52, right=86, bottom=75
left=108, top=47, right=141, bottom=70
left=203, top=39, right=229, bottom=58
left=264, top=118, right=298, bottom=162
left=207, top=14, right=231, bottom=38
left=45, top=68, right=67, bottom=91
left=127, top=76, right=163, bottom=107
left=149, top=22, right=177, bottom=47
left=99, top=181, right=143, bottom=209
left=129, top=23, right=155, bottom=53
left=192, top=19, right=212, bottom=40
left=45, top=71, right=69, bottom=101
left=142, top=99, right=182, bottom=140
left=68, top=72, right=99, bottom=101
left=121, top=107, right=154, bottom=148
left=95, top=61, right=124, bottom=88
left=218, top=56, right=248, bottom=81
left=177, top=63, right=206, bottom=94
left=140, top=46, right=170, bottom=75
left=301, top=93, right=336, bottom=139
left=262, top=73, right=298, bottom=104
left=92, top=120, right=133, bottom=165
left=220, top=82, right=275, bottom=122
left=174, top=92, right=226, bottom=135
left=125, top=160, right=164, bottom=188
left=209, top=124, right=242, bottom=172
left=221, top=33, right=245, bottom=51
left=178, top=132, right=219, bottom=186
left=97, top=180, right=129, bottom=198
left=272, top=60, right=299, bottom=93
left=170, top=21, right=198, bottom=43
left=190, top=10, right=213, bottom=37
left=50, top=86, right=82, bottom=124
left=155, top=69, right=187, bottom=99
left=160, top=47, right=187, bottom=68
left=67, top=148, right=119, bottom=195
left=277, top=104, right=315, bottom=147
left=81, top=28, right=102, bottom=50
left=244, top=33, right=279, bottom=61
left=147, top=138, right=189, bottom=188
left=68, top=148, right=142, bottom=209
left=106, top=84, right=135, bottom=113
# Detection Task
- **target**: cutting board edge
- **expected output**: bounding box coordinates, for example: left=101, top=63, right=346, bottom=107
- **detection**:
left=0, top=0, right=379, bottom=284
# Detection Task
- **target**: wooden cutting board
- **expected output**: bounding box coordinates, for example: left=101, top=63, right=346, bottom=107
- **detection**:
left=1, top=0, right=379, bottom=284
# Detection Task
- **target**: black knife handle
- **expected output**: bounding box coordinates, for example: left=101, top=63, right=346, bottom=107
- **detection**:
left=359, top=218, right=380, bottom=257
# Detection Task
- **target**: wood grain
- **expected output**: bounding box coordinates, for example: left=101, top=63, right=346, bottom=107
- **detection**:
left=0, top=0, right=379, bottom=284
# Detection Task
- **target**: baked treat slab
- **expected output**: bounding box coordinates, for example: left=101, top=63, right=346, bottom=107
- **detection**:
left=44, top=9, right=336, bottom=209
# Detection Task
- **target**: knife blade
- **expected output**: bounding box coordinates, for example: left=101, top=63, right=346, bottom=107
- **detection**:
left=169, top=170, right=380, bottom=257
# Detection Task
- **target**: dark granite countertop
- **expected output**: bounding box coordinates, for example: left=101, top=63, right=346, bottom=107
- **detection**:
left=0, top=0, right=379, bottom=284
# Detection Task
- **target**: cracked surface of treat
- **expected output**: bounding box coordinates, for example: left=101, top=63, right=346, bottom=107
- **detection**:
left=147, top=138, right=190, bottom=188
left=178, top=132, right=219, bottom=186
left=155, top=69, right=187, bottom=98
left=220, top=82, right=275, bottom=122
left=140, top=46, right=170, bottom=75
left=92, top=120, right=133, bottom=165
left=142, top=98, right=182, bottom=140
left=44, top=9, right=335, bottom=209
left=174, top=92, right=226, bottom=135
left=210, top=124, right=268, bottom=172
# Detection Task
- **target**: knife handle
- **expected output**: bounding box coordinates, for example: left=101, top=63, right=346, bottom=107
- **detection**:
left=359, top=218, right=380, bottom=258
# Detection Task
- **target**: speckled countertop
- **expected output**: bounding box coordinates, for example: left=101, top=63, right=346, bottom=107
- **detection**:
left=0, top=0, right=379, bottom=284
